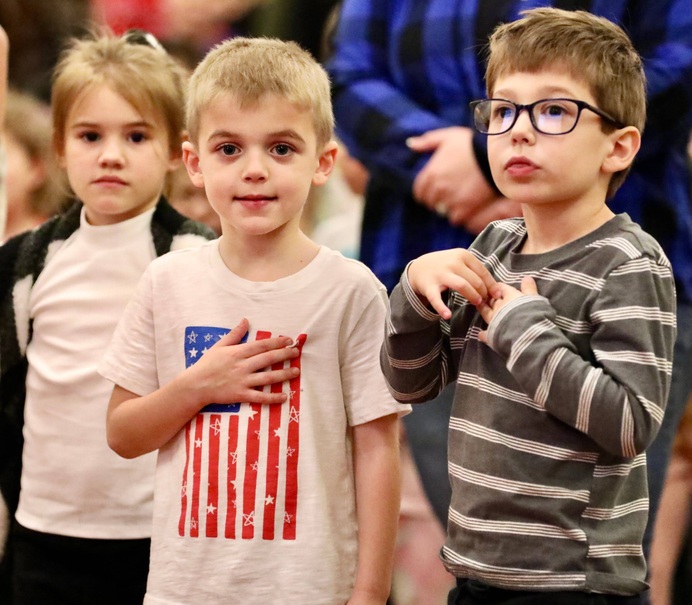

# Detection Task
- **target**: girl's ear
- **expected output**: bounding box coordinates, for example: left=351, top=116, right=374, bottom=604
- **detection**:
left=312, top=140, right=338, bottom=187
left=182, top=140, right=205, bottom=188
left=602, top=126, right=641, bottom=175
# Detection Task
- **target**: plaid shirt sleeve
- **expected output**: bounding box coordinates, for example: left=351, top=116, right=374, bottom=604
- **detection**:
left=327, top=0, right=475, bottom=191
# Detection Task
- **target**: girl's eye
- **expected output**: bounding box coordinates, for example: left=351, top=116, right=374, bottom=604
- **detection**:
left=273, top=144, right=292, bottom=156
left=81, top=131, right=100, bottom=142
left=129, top=131, right=147, bottom=143
left=220, top=143, right=238, bottom=156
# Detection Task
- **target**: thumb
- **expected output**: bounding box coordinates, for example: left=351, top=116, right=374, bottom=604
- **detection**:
left=520, top=276, right=538, bottom=296
left=406, top=130, right=443, bottom=153
left=214, top=318, right=250, bottom=347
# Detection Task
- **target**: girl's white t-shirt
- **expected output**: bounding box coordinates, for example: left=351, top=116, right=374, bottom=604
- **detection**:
left=17, top=207, right=158, bottom=539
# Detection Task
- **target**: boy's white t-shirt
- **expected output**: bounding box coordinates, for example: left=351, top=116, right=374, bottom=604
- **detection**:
left=99, top=240, right=406, bottom=605
left=17, top=207, right=158, bottom=539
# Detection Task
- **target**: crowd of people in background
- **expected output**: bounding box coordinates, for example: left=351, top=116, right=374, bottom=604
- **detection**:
left=0, top=2, right=691, bottom=604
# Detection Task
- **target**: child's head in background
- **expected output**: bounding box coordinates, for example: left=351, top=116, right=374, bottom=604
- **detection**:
left=51, top=30, right=187, bottom=225
left=3, top=88, right=68, bottom=239
left=166, top=163, right=221, bottom=236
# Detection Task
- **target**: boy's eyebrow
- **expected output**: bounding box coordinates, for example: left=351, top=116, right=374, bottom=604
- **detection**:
left=493, top=85, right=581, bottom=99
left=207, top=128, right=307, bottom=143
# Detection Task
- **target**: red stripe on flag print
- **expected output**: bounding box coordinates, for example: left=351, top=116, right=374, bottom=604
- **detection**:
left=178, top=422, right=192, bottom=536
left=283, top=333, right=307, bottom=539
left=262, top=349, right=285, bottom=540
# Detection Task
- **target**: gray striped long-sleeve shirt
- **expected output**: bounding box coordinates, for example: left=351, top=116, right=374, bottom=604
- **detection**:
left=381, top=214, right=676, bottom=596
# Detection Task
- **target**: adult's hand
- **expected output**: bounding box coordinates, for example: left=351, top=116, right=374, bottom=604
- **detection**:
left=409, top=126, right=500, bottom=227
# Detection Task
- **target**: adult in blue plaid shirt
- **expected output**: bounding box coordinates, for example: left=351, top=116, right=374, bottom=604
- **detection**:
left=327, top=0, right=692, bottom=574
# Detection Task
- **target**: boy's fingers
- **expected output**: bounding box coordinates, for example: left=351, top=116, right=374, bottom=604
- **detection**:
left=247, top=367, right=300, bottom=389
left=422, top=289, right=452, bottom=320
left=243, top=390, right=290, bottom=405
left=214, top=318, right=250, bottom=347
left=462, top=253, right=497, bottom=292
left=521, top=276, right=538, bottom=295
left=215, top=322, right=296, bottom=360
left=446, top=273, right=487, bottom=306
left=244, top=341, right=300, bottom=371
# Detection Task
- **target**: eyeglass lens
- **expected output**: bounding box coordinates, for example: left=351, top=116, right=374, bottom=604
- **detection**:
left=475, top=99, right=582, bottom=135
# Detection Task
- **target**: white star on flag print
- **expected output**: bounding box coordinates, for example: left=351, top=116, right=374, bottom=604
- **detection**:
left=179, top=326, right=307, bottom=540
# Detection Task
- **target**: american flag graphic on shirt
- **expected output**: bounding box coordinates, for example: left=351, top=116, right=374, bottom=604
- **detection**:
left=179, top=326, right=306, bottom=541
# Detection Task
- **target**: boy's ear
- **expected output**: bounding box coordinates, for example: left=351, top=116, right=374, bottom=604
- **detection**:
left=602, top=126, right=641, bottom=175
left=312, top=141, right=339, bottom=187
left=181, top=140, right=205, bottom=188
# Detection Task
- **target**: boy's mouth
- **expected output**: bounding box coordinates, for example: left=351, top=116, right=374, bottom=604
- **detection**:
left=505, top=157, right=538, bottom=176
left=235, top=194, right=277, bottom=202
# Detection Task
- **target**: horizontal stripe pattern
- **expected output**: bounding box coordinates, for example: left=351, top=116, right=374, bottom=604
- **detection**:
left=381, top=215, right=674, bottom=594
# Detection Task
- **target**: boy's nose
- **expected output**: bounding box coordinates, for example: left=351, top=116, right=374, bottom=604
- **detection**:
left=510, top=109, right=535, bottom=143
left=242, top=151, right=268, bottom=181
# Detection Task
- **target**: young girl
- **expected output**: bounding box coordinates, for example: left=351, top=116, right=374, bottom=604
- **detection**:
left=0, top=30, right=215, bottom=604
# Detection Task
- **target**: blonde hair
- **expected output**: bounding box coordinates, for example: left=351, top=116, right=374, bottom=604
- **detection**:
left=51, top=30, right=188, bottom=158
left=484, top=8, right=646, bottom=198
left=186, top=37, right=334, bottom=147
left=5, top=88, right=67, bottom=215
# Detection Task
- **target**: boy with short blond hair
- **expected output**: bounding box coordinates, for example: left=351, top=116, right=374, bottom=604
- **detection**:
left=100, top=37, right=404, bottom=604
left=381, top=9, right=676, bottom=604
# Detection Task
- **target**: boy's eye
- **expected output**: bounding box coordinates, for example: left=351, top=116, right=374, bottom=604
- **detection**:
left=490, top=104, right=515, bottom=128
left=272, top=143, right=293, bottom=156
left=219, top=143, right=239, bottom=156
left=542, top=104, right=567, bottom=117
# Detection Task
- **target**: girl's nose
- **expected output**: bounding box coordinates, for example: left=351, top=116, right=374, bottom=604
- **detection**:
left=98, top=137, right=125, bottom=167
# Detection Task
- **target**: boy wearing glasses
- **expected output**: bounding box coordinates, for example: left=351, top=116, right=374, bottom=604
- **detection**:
left=381, top=8, right=676, bottom=605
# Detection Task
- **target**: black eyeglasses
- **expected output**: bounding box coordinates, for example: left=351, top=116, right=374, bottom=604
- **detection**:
left=470, top=98, right=625, bottom=136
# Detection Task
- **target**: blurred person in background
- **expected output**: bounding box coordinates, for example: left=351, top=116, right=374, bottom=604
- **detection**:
left=166, top=163, right=221, bottom=236
left=90, top=0, right=267, bottom=61
left=2, top=89, right=68, bottom=242
left=0, top=0, right=89, bottom=102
